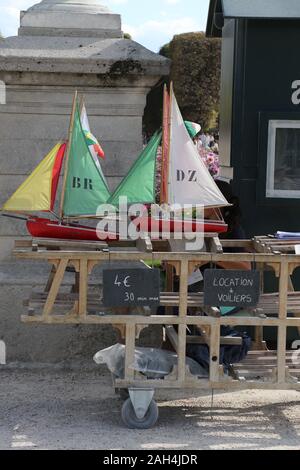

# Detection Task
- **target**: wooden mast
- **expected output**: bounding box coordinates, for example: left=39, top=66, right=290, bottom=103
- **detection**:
left=59, top=90, right=78, bottom=220
left=79, top=95, right=85, bottom=118
left=166, top=81, right=173, bottom=206
left=160, top=83, right=172, bottom=205
left=159, top=84, right=166, bottom=205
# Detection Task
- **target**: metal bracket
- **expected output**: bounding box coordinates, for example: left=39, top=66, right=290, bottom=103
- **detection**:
left=129, top=388, right=155, bottom=420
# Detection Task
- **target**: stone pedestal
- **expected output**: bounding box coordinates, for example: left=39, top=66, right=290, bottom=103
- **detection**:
left=0, top=0, right=169, bottom=260
left=19, top=0, right=122, bottom=38
left=0, top=0, right=169, bottom=363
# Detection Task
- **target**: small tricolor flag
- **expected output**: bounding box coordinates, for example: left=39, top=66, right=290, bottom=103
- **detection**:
left=84, top=130, right=105, bottom=160
left=184, top=121, right=201, bottom=140
left=80, top=103, right=105, bottom=160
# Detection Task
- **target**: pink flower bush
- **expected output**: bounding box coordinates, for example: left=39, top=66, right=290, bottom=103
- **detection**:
left=197, top=140, right=220, bottom=179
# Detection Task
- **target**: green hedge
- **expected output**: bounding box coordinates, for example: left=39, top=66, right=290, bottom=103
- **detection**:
left=143, top=32, right=221, bottom=134
left=168, top=32, right=221, bottom=130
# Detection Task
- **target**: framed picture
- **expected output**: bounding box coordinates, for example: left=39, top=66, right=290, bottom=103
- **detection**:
left=258, top=112, right=300, bottom=205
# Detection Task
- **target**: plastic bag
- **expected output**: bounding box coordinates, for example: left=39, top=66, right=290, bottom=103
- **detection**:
left=94, top=343, right=208, bottom=379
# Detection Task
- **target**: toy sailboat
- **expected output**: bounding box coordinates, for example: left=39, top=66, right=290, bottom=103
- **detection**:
left=108, top=83, right=228, bottom=235
left=1, top=85, right=228, bottom=241
left=1, top=91, right=117, bottom=241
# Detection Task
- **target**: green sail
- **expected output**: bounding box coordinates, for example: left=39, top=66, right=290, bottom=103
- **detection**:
left=63, top=106, right=111, bottom=217
left=109, top=131, right=162, bottom=206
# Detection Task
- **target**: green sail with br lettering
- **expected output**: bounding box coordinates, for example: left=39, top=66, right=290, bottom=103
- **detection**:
left=63, top=106, right=111, bottom=217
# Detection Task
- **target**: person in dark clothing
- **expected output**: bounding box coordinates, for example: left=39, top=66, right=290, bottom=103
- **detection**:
left=215, top=179, right=247, bottom=241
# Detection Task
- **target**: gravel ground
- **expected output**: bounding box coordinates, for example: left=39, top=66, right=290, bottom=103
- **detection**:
left=0, top=367, right=299, bottom=450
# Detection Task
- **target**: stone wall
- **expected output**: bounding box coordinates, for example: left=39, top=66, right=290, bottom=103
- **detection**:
left=0, top=0, right=169, bottom=363
left=0, top=80, right=151, bottom=259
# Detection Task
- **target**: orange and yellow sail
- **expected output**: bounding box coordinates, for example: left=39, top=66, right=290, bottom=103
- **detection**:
left=2, top=143, right=66, bottom=213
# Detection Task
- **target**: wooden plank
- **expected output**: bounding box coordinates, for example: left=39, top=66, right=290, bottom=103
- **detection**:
left=220, top=240, right=253, bottom=249
left=179, top=259, right=189, bottom=318
left=270, top=245, right=298, bottom=253
left=279, top=260, right=289, bottom=320
left=44, top=265, right=57, bottom=294
left=34, top=238, right=108, bottom=251
left=114, top=379, right=300, bottom=391
left=42, top=258, right=69, bottom=318
left=177, top=323, right=187, bottom=383
left=176, top=258, right=189, bottom=382
left=20, top=314, right=300, bottom=327
left=29, top=288, right=300, bottom=316
left=15, top=249, right=295, bottom=263
left=234, top=364, right=300, bottom=371
left=187, top=336, right=242, bottom=346
left=277, top=325, right=287, bottom=384
left=253, top=325, right=267, bottom=351
left=125, top=324, right=136, bottom=381
left=165, top=264, right=174, bottom=316
left=14, top=239, right=33, bottom=249
left=209, top=323, right=221, bottom=382
left=79, top=259, right=88, bottom=319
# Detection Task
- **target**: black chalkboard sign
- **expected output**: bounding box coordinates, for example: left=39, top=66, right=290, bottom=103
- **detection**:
left=103, top=268, right=160, bottom=308
left=204, top=270, right=260, bottom=308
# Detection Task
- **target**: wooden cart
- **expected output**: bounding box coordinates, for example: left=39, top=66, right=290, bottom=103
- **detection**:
left=13, top=236, right=300, bottom=429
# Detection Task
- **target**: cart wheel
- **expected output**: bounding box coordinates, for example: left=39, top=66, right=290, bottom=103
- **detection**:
left=121, top=398, right=159, bottom=429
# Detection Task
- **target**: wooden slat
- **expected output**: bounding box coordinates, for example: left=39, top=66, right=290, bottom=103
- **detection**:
left=179, top=260, right=189, bottom=318
left=33, top=238, right=108, bottom=251
left=209, top=324, right=220, bottom=382
left=177, top=324, right=187, bottom=383
left=277, top=325, right=287, bottom=383
left=187, top=335, right=242, bottom=346
left=125, top=324, right=136, bottom=381
left=21, top=313, right=300, bottom=327
left=79, top=259, right=88, bottom=319
left=42, top=258, right=68, bottom=318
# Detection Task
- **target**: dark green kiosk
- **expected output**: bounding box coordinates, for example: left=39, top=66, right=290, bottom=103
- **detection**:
left=206, top=0, right=300, bottom=342
left=207, top=0, right=300, bottom=237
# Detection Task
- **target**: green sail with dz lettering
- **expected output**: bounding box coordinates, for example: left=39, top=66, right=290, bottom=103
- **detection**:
left=108, top=131, right=162, bottom=206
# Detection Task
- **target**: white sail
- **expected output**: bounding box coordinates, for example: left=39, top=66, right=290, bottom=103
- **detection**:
left=167, top=90, right=228, bottom=209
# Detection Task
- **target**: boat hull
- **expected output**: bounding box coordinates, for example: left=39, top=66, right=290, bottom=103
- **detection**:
left=131, top=216, right=228, bottom=234
left=26, top=216, right=228, bottom=242
left=26, top=218, right=119, bottom=241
